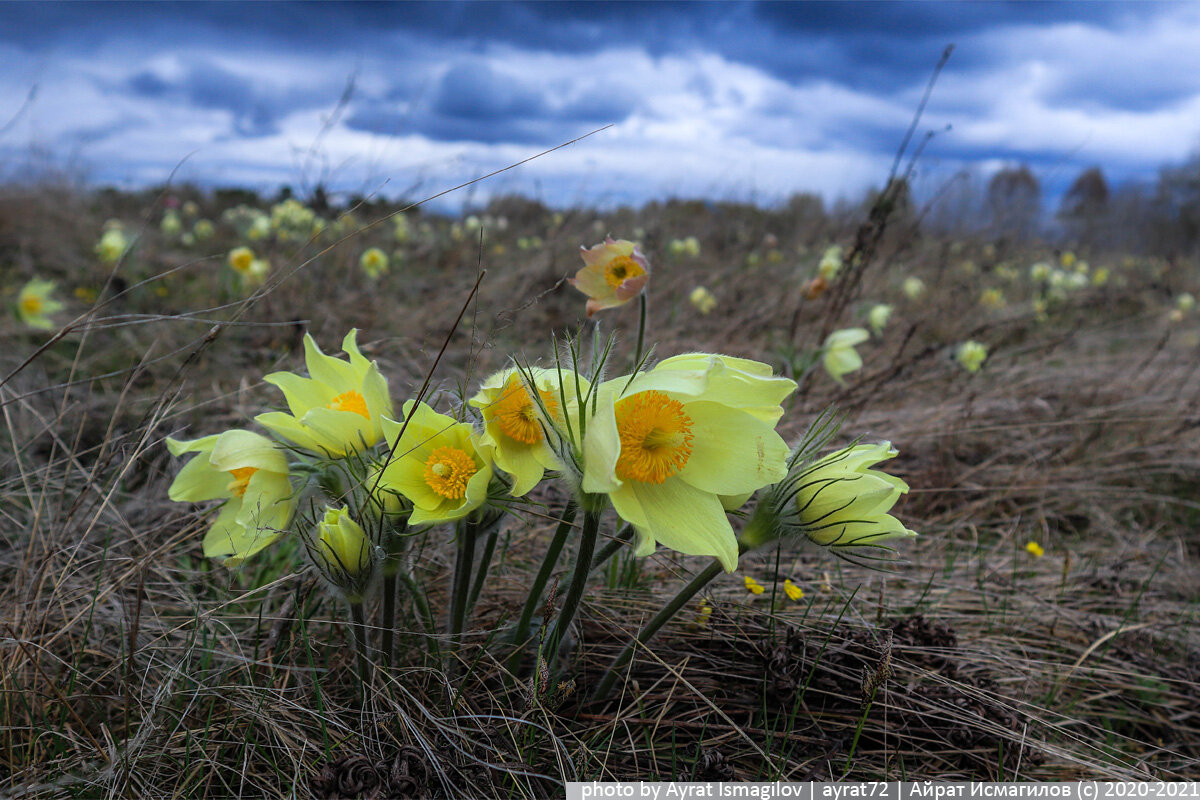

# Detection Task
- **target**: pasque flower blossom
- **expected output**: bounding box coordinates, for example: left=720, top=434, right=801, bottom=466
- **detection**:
left=570, top=237, right=650, bottom=317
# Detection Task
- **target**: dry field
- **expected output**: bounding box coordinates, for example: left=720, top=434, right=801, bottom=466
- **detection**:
left=1, top=179, right=1198, bottom=798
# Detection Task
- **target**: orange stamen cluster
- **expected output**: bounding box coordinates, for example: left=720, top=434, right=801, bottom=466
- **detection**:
left=423, top=446, right=477, bottom=499
left=614, top=390, right=694, bottom=484
left=327, top=390, right=370, bottom=419
left=492, top=376, right=558, bottom=445
left=604, top=255, right=645, bottom=288
left=226, top=467, right=258, bottom=497
left=20, top=296, right=43, bottom=315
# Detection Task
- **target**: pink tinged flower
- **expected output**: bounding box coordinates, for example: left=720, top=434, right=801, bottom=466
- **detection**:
left=570, top=237, right=650, bottom=318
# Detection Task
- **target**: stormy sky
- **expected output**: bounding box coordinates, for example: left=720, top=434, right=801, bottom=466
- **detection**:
left=2, top=1, right=1198, bottom=211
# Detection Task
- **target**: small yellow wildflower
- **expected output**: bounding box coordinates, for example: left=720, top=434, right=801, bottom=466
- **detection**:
left=359, top=247, right=389, bottom=279
left=783, top=579, right=804, bottom=602
left=817, top=245, right=842, bottom=281
left=1091, top=267, right=1109, bottom=287
left=980, top=288, right=1006, bottom=310
left=744, top=576, right=765, bottom=595
left=902, top=276, right=925, bottom=300
left=822, top=328, right=870, bottom=385
left=689, top=286, right=717, bottom=314
left=95, top=227, right=128, bottom=265
left=1025, top=541, right=1045, bottom=558
left=228, top=247, right=255, bottom=275
left=956, top=340, right=988, bottom=373
left=16, top=279, right=64, bottom=330
left=695, top=599, right=714, bottom=628
left=1060, top=251, right=1076, bottom=269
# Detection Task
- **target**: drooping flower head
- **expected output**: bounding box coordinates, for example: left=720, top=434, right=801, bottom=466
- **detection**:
left=167, top=430, right=294, bottom=565
left=256, top=330, right=394, bottom=457
left=16, top=279, right=64, bottom=330
left=469, top=367, right=587, bottom=496
left=378, top=401, right=494, bottom=525
left=581, top=353, right=795, bottom=572
left=956, top=340, right=988, bottom=373
left=822, top=328, right=869, bottom=385
left=570, top=237, right=650, bottom=317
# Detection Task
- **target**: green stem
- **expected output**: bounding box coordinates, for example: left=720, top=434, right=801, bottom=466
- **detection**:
left=558, top=523, right=634, bottom=599
left=544, top=507, right=602, bottom=664
left=633, top=292, right=648, bottom=370
left=448, top=521, right=476, bottom=648
left=397, top=570, right=437, bottom=656
left=466, top=524, right=500, bottom=616
left=349, top=601, right=371, bottom=690
left=592, top=559, right=723, bottom=700
left=380, top=572, right=397, bottom=669
left=506, top=502, right=577, bottom=676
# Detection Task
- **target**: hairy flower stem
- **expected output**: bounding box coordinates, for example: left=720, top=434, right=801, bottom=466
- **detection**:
left=558, top=523, right=634, bottom=598
left=448, top=521, right=477, bottom=654
left=633, top=293, right=648, bottom=370
left=543, top=507, right=601, bottom=665
left=348, top=600, right=371, bottom=691
left=592, top=559, right=723, bottom=701
left=380, top=573, right=397, bottom=669
left=506, top=501, right=577, bottom=677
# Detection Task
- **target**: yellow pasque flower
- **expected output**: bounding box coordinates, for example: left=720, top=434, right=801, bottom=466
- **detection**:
left=817, top=245, right=842, bottom=281
left=822, top=328, right=869, bottom=385
left=228, top=247, right=256, bottom=275
left=256, top=330, right=394, bottom=457
left=469, top=367, right=586, bottom=496
left=783, top=578, right=804, bottom=601
left=980, top=288, right=1006, bottom=310
left=378, top=401, right=494, bottom=525
left=1091, top=267, right=1109, bottom=287
left=160, top=210, right=182, bottom=236
left=311, top=506, right=375, bottom=601
left=95, top=227, right=128, bottom=265
left=902, top=276, right=925, bottom=300
left=359, top=247, right=389, bottom=279
left=689, top=286, right=717, bottom=314
left=744, top=575, right=765, bottom=595
left=194, top=219, right=215, bottom=240
left=16, top=279, right=64, bottom=330
left=570, top=236, right=650, bottom=317
left=956, top=340, right=988, bottom=373
left=167, top=430, right=293, bottom=564
left=581, top=353, right=795, bottom=572
left=1060, top=251, right=1076, bottom=269
left=784, top=442, right=916, bottom=553
left=1030, top=261, right=1052, bottom=282
left=867, top=304, right=892, bottom=336
left=1025, top=541, right=1045, bottom=558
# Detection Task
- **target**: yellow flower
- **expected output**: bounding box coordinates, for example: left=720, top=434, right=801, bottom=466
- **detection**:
left=783, top=442, right=916, bottom=553
left=160, top=210, right=182, bottom=236
left=228, top=247, right=256, bottom=275
left=193, top=219, right=215, bottom=240
left=867, top=304, right=892, bottom=336
left=1029, top=262, right=1051, bottom=282
left=1176, top=293, right=1196, bottom=314
left=1025, top=541, right=1044, bottom=558
left=783, top=579, right=804, bottom=601
left=817, top=245, right=842, bottom=281
left=95, top=227, right=128, bottom=265
left=377, top=401, right=494, bottom=525
left=359, top=247, right=389, bottom=279
left=980, top=288, right=1006, bottom=310
left=16, top=279, right=64, bottom=330
left=956, top=340, right=988, bottom=373
left=167, top=430, right=293, bottom=565
left=695, top=600, right=714, bottom=628
left=822, top=328, right=869, bottom=385
left=469, top=367, right=587, bottom=497
left=1060, top=251, right=1076, bottom=269
left=1091, top=267, right=1109, bottom=287
left=311, top=506, right=375, bottom=601
left=744, top=576, right=765, bottom=595
left=256, top=330, right=394, bottom=457
left=902, top=276, right=925, bottom=300
left=581, top=353, right=794, bottom=572
left=689, top=286, right=717, bottom=314
left=570, top=237, right=650, bottom=317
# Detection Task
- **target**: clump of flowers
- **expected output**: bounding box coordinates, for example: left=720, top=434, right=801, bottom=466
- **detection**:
left=15, top=278, right=64, bottom=330
left=166, top=233, right=917, bottom=703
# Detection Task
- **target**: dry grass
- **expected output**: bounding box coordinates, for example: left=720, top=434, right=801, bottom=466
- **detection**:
left=1, top=182, right=1199, bottom=798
